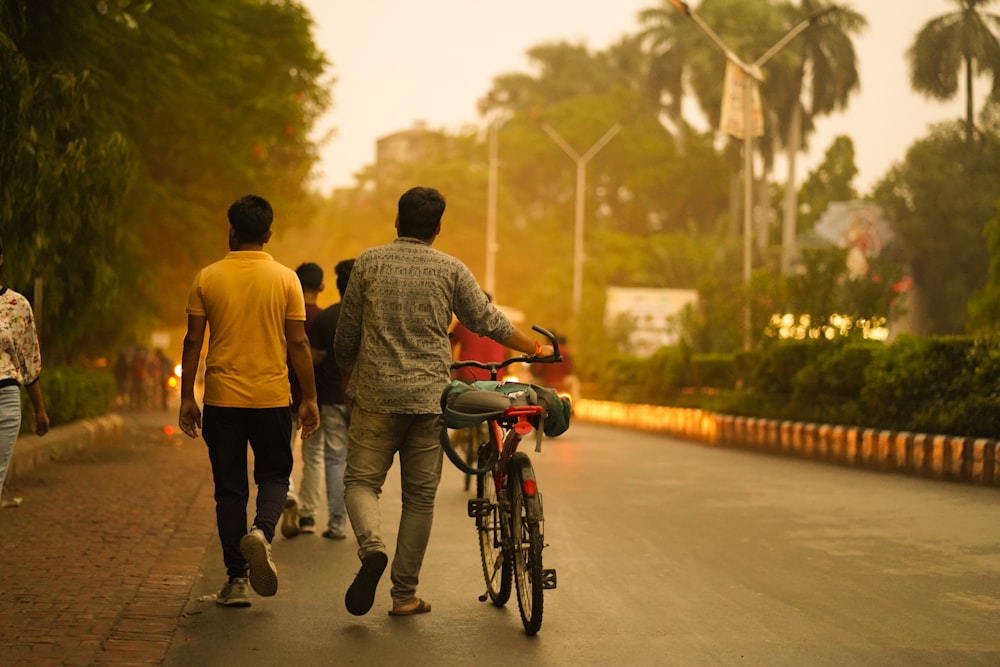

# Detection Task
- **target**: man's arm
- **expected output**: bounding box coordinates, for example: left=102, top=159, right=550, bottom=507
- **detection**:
left=501, top=328, right=554, bottom=359
left=287, top=318, right=320, bottom=439
left=179, top=314, right=206, bottom=438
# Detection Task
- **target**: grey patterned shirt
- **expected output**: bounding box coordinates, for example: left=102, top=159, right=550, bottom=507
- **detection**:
left=334, top=237, right=515, bottom=414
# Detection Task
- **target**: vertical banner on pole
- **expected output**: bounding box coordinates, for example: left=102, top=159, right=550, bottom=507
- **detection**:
left=719, top=62, right=764, bottom=139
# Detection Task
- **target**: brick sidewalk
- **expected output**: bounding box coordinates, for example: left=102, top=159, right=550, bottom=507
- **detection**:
left=0, top=409, right=216, bottom=666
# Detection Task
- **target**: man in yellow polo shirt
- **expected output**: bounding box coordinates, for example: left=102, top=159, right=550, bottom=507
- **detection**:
left=179, top=194, right=320, bottom=607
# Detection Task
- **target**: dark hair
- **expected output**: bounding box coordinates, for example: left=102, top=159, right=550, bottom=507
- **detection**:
left=397, top=187, right=445, bottom=239
left=334, top=259, right=355, bottom=297
left=295, top=262, right=324, bottom=291
left=227, top=195, right=273, bottom=244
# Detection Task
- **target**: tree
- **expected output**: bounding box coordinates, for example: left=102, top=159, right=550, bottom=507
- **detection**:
left=796, top=135, right=859, bottom=231
left=908, top=0, right=1000, bottom=147
left=477, top=39, right=736, bottom=337
left=873, top=121, right=1000, bottom=334
left=310, top=35, right=734, bottom=352
left=1, top=0, right=140, bottom=360
left=0, top=0, right=330, bottom=361
left=968, top=204, right=1000, bottom=332
left=772, top=1, right=865, bottom=273
left=640, top=0, right=833, bottom=245
left=637, top=2, right=698, bottom=143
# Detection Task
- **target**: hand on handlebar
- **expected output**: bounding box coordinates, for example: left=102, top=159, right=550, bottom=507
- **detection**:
left=534, top=344, right=555, bottom=359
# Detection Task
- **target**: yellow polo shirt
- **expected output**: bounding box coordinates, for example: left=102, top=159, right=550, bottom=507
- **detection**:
left=186, top=251, right=305, bottom=408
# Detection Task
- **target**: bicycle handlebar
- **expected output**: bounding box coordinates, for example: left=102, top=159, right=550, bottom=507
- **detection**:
left=450, top=324, right=562, bottom=375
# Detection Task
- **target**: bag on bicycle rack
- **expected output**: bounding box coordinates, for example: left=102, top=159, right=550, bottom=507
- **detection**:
left=440, top=380, right=514, bottom=429
left=531, top=384, right=572, bottom=437
left=439, top=379, right=571, bottom=437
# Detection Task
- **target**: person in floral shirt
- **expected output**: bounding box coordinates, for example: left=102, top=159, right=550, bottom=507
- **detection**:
left=0, top=236, right=50, bottom=498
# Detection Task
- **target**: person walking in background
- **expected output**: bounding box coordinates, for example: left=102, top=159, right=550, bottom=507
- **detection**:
left=113, top=347, right=130, bottom=408
left=129, top=346, right=150, bottom=409
left=530, top=331, right=576, bottom=395
left=0, top=235, right=50, bottom=502
left=154, top=348, right=175, bottom=410
left=280, top=262, right=325, bottom=538
left=308, top=258, right=354, bottom=540
left=450, top=291, right=508, bottom=382
left=449, top=290, right=509, bottom=489
left=178, top=195, right=319, bottom=608
left=334, top=186, right=553, bottom=617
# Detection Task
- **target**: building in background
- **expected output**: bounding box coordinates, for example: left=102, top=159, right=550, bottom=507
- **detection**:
left=375, top=122, right=429, bottom=184
left=604, top=287, right=698, bottom=357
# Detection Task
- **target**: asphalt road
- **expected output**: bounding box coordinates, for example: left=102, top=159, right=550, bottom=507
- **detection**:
left=163, top=421, right=1000, bottom=666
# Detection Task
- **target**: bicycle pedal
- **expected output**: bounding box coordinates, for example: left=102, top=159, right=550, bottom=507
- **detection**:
left=467, top=498, right=493, bottom=518
left=542, top=568, right=557, bottom=590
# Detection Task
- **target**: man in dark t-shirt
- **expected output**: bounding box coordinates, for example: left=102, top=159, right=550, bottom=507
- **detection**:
left=281, top=263, right=325, bottom=538
left=306, top=258, right=354, bottom=539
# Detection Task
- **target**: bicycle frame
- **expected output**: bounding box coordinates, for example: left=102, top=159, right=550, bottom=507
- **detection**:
left=487, top=406, right=544, bottom=522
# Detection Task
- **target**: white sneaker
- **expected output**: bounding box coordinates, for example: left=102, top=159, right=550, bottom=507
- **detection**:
left=216, top=577, right=252, bottom=607
left=240, top=527, right=278, bottom=597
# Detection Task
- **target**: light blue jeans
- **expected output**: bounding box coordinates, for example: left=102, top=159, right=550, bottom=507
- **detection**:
left=0, top=386, right=21, bottom=494
left=344, top=409, right=443, bottom=605
left=296, top=414, right=326, bottom=521
left=321, top=404, right=349, bottom=534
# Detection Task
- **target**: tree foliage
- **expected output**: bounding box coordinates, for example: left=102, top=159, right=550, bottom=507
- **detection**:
left=797, top=135, right=859, bottom=230
left=873, top=120, right=1000, bottom=334
left=908, top=0, right=1000, bottom=146
left=0, top=0, right=329, bottom=362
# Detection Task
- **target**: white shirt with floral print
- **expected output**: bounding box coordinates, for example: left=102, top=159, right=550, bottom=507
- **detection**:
left=0, top=287, right=42, bottom=386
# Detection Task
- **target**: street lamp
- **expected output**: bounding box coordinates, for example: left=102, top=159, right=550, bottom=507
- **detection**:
left=669, top=0, right=835, bottom=350
left=484, top=114, right=507, bottom=298
left=538, top=121, right=621, bottom=317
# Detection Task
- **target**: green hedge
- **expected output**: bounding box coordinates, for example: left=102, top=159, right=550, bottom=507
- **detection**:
left=581, top=335, right=1000, bottom=439
left=20, top=366, right=116, bottom=433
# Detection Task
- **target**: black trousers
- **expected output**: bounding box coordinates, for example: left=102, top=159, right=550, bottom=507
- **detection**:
left=202, top=405, right=292, bottom=578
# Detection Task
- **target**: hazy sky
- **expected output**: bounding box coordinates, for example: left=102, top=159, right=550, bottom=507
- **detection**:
left=301, top=0, right=978, bottom=195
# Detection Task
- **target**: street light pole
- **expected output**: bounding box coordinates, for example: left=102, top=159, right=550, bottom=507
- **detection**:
left=539, top=121, right=621, bottom=317
left=485, top=116, right=502, bottom=298
left=741, top=69, right=754, bottom=350
left=668, top=0, right=834, bottom=350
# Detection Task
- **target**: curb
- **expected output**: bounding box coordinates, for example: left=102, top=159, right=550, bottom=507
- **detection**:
left=574, top=399, right=1000, bottom=487
left=8, top=415, right=124, bottom=480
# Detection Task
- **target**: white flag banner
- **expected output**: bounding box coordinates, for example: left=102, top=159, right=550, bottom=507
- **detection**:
left=720, top=61, right=764, bottom=139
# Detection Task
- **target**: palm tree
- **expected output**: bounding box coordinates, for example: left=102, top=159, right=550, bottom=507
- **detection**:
left=774, top=1, right=866, bottom=273
left=637, top=2, right=696, bottom=146
left=640, top=0, right=860, bottom=258
left=908, top=0, right=1000, bottom=146
left=639, top=0, right=791, bottom=239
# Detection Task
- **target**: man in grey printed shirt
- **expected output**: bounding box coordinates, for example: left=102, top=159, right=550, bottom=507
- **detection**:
left=334, top=186, right=553, bottom=617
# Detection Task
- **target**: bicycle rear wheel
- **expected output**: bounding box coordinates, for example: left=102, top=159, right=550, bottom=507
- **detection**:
left=477, top=448, right=511, bottom=605
left=509, top=453, right=544, bottom=635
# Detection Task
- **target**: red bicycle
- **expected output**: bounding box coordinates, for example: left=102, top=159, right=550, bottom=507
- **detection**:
left=440, top=325, right=568, bottom=635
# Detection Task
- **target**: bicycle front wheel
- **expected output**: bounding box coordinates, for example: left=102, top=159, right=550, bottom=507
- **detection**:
left=509, top=453, right=544, bottom=635
left=477, top=449, right=511, bottom=606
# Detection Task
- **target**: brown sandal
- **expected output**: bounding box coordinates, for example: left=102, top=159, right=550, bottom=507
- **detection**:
left=388, top=598, right=431, bottom=616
